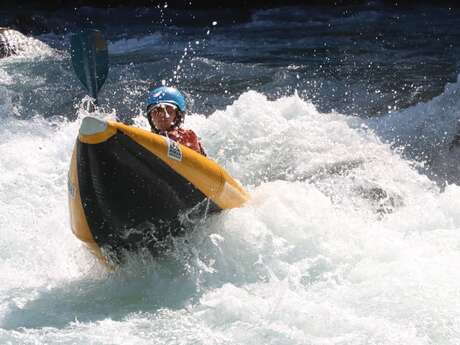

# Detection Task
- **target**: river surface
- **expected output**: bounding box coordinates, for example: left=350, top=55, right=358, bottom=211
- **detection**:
left=0, top=4, right=460, bottom=345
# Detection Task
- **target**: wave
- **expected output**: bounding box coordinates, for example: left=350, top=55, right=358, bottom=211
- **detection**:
left=0, top=91, right=459, bottom=344
left=0, top=30, right=57, bottom=60
left=246, top=6, right=384, bottom=30
left=368, top=73, right=460, bottom=185
left=108, top=33, right=162, bottom=55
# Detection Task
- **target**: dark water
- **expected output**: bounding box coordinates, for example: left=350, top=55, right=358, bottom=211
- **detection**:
left=1, top=5, right=460, bottom=345
left=5, top=4, right=457, bottom=185
left=3, top=4, right=460, bottom=118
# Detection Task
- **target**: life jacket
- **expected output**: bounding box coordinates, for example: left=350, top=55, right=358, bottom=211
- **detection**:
left=158, top=127, right=206, bottom=156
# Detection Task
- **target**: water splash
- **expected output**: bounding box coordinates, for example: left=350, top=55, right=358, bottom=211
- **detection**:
left=0, top=69, right=459, bottom=345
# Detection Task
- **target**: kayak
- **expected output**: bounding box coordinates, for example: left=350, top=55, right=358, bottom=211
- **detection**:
left=68, top=116, right=249, bottom=263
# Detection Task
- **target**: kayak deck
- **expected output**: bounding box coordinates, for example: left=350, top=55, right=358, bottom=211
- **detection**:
left=68, top=117, right=249, bottom=263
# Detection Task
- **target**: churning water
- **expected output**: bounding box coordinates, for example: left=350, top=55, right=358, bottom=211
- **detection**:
left=0, top=4, right=459, bottom=345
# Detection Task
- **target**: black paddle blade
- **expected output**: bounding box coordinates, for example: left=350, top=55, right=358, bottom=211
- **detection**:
left=70, top=29, right=108, bottom=102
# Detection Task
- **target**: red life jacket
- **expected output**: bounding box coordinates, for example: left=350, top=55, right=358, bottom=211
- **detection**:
left=159, top=128, right=206, bottom=156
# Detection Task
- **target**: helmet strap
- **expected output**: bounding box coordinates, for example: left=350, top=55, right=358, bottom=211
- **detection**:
left=174, top=111, right=185, bottom=127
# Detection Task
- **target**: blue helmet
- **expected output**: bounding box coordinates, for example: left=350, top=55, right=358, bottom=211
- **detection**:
left=146, top=86, right=186, bottom=112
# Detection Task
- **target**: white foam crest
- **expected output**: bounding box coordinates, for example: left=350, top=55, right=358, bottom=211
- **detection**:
left=0, top=114, right=106, bottom=324
left=0, top=30, right=57, bottom=60
left=0, top=86, right=21, bottom=117
left=189, top=91, right=438, bottom=216
left=178, top=91, right=460, bottom=343
left=108, top=33, right=162, bottom=55
left=1, top=92, right=459, bottom=344
left=0, top=310, right=221, bottom=345
left=369, top=74, right=460, bottom=184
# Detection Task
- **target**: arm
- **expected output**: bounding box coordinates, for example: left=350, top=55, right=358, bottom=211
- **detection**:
left=177, top=129, right=207, bottom=156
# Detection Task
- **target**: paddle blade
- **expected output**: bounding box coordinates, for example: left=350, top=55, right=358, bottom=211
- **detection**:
left=70, top=29, right=108, bottom=102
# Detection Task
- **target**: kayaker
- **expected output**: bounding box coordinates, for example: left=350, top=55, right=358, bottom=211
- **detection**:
left=146, top=86, right=206, bottom=156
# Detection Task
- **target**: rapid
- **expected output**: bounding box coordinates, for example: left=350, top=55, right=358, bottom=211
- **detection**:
left=0, top=4, right=460, bottom=345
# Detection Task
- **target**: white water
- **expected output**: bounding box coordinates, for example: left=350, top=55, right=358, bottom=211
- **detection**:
left=108, top=33, right=163, bottom=55
left=368, top=74, right=460, bottom=185
left=0, top=30, right=56, bottom=59
left=1, top=87, right=460, bottom=344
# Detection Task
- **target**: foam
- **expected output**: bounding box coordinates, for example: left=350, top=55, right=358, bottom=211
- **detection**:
left=0, top=92, right=459, bottom=344
left=108, top=33, right=162, bottom=55
left=368, top=74, right=460, bottom=184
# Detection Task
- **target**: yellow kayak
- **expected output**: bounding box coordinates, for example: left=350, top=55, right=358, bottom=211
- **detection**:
left=68, top=116, right=249, bottom=263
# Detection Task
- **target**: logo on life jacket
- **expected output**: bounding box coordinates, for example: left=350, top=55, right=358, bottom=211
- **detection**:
left=166, top=137, right=183, bottom=161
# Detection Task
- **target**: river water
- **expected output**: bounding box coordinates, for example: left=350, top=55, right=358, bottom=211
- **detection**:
left=0, top=4, right=460, bottom=345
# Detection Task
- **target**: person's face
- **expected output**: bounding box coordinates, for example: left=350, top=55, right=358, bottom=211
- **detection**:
left=148, top=103, right=178, bottom=131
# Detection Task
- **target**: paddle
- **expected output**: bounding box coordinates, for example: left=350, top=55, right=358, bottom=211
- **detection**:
left=70, top=29, right=108, bottom=105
